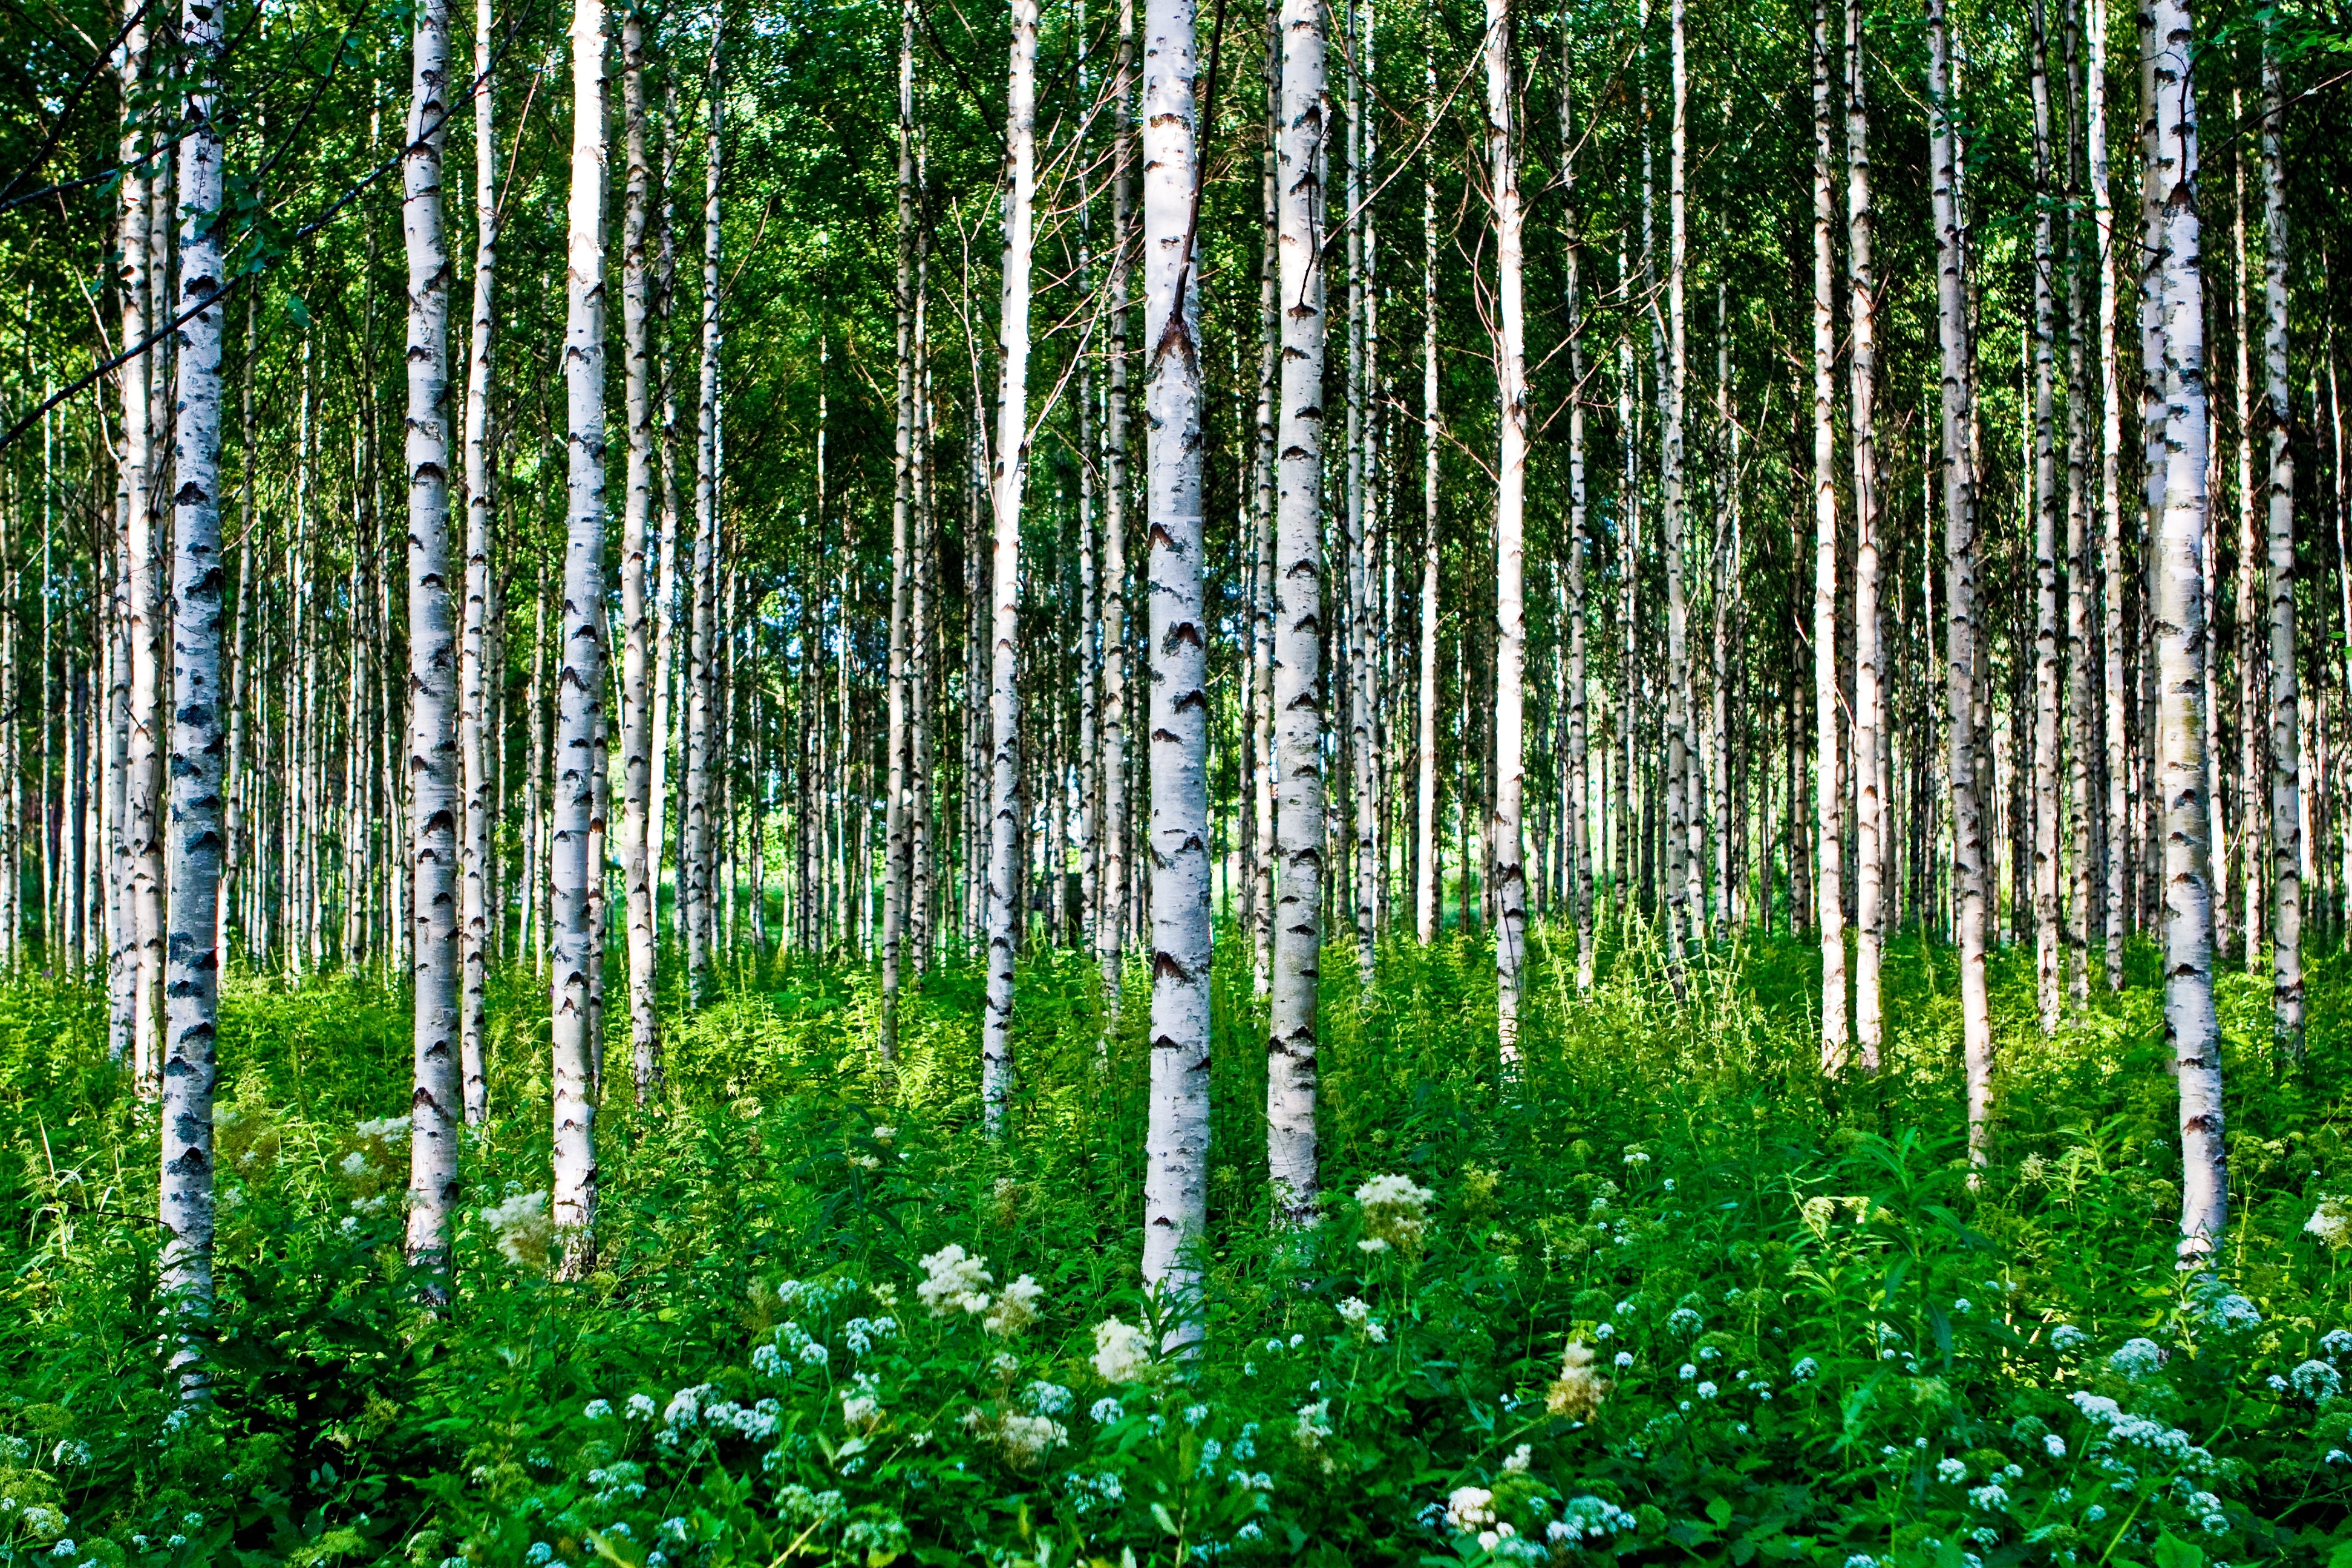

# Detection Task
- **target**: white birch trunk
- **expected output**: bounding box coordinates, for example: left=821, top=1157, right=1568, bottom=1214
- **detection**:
left=1846, top=0, right=1883, bottom=1067
left=2260, top=39, right=2301, bottom=1051
left=882, top=0, right=917, bottom=1060
left=457, top=0, right=498, bottom=1123
left=109, top=0, right=149, bottom=1071
left=2030, top=0, right=2063, bottom=1034
left=983, top=0, right=1039, bottom=1135
left=617, top=6, right=661, bottom=1096
left=1250, top=6, right=1279, bottom=996
left=1268, top=0, right=1328, bottom=1227
left=2090, top=0, right=2129, bottom=991
left=402, top=0, right=462, bottom=1279
left=1139, top=0, right=1211, bottom=1315
left=684, top=22, right=723, bottom=1005
left=1415, top=77, right=1440, bottom=948
left=1930, top=0, right=1993, bottom=1162
left=1811, top=0, right=1845, bottom=1062
left=550, top=0, right=608, bottom=1280
left=2148, top=0, right=2226, bottom=1255
left=160, top=0, right=227, bottom=1379
left=1561, top=50, right=1593, bottom=988
left=1483, top=0, right=1528, bottom=1056
left=1097, top=15, right=1131, bottom=1013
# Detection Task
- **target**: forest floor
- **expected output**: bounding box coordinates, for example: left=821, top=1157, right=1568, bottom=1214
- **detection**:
left=3, top=921, right=2352, bottom=1568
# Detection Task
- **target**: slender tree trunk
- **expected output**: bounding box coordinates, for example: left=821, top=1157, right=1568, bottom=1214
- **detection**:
left=983, top=0, right=1039, bottom=1136
left=1846, top=0, right=1883, bottom=1066
left=1811, top=0, right=1845, bottom=1062
left=1268, top=0, right=1328, bottom=1228
left=616, top=5, right=662, bottom=1096
left=1930, top=0, right=1993, bottom=1164
left=2091, top=0, right=2128, bottom=991
left=2146, top=0, right=2225, bottom=1255
left=457, top=0, right=498, bottom=1123
left=1415, top=74, right=1440, bottom=948
left=159, top=0, right=227, bottom=1382
left=1484, top=0, right=1528, bottom=1056
left=1140, top=0, right=1210, bottom=1316
left=2065, top=0, right=2094, bottom=1005
left=684, top=21, right=723, bottom=1005
left=1562, top=54, right=1593, bottom=988
left=2260, top=36, right=2301, bottom=1052
left=402, top=0, right=462, bottom=1283
left=114, top=6, right=155, bottom=1079
left=550, top=0, right=609, bottom=1281
left=1251, top=6, right=1279, bottom=995
left=2030, top=0, right=2062, bottom=1034
left=881, top=0, right=918, bottom=1060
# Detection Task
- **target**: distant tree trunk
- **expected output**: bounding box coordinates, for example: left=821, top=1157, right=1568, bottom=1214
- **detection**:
left=2147, top=0, right=2225, bottom=1256
left=1664, top=0, right=1695, bottom=985
left=1930, top=0, right=1992, bottom=1164
left=1416, top=70, right=1441, bottom=948
left=684, top=20, right=724, bottom=1005
left=1484, top=0, right=1528, bottom=1057
left=1097, top=2, right=1132, bottom=1019
left=551, top=0, right=609, bottom=1281
left=881, top=0, right=918, bottom=1060
left=403, top=0, right=462, bottom=1283
left=2260, top=34, right=2301, bottom=1052
left=458, top=0, right=498, bottom=1123
left=2063, top=0, right=2094, bottom=1005
left=1810, top=0, right=1844, bottom=1063
left=1268, top=0, right=1328, bottom=1228
left=2030, top=0, right=2062, bottom=1034
left=1251, top=2, right=1279, bottom=996
left=109, top=0, right=148, bottom=1071
left=160, top=0, right=228, bottom=1382
left=1846, top=0, right=1883, bottom=1067
left=616, top=5, right=662, bottom=1097
left=1140, top=0, right=1211, bottom=1320
left=984, top=0, right=1039, bottom=1135
left=1561, top=53, right=1593, bottom=989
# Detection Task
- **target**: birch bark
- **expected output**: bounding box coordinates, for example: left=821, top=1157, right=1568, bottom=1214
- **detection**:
left=550, top=0, right=609, bottom=1280
left=1098, top=3, right=1132, bottom=1013
left=2030, top=0, right=2063, bottom=1034
left=882, top=0, right=918, bottom=1060
left=403, top=0, right=462, bottom=1280
left=617, top=5, right=661, bottom=1094
left=1268, top=0, right=1328, bottom=1228
left=1811, top=0, right=1844, bottom=1061
left=1847, top=0, right=1883, bottom=1067
left=1415, top=71, right=1440, bottom=947
left=160, top=0, right=227, bottom=1379
left=109, top=0, right=148, bottom=1071
left=684, top=19, right=723, bottom=1005
left=2261, top=36, right=2301, bottom=1051
left=983, top=0, right=1039, bottom=1135
left=2147, top=0, right=2226, bottom=1255
left=2090, top=0, right=2129, bottom=991
left=458, top=0, right=498, bottom=1122
left=1562, top=56, right=1593, bottom=990
left=1484, top=0, right=1528, bottom=1056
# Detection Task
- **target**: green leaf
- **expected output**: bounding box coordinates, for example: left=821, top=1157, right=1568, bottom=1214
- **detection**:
left=2152, top=1531, right=2206, bottom=1568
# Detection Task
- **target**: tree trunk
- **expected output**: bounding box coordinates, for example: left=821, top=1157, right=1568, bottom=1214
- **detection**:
left=684, top=21, right=724, bottom=1005
left=881, top=0, right=918, bottom=1060
left=2146, top=0, right=2226, bottom=1256
left=109, top=0, right=148, bottom=1071
left=2259, top=36, right=2301, bottom=1053
left=1485, top=0, right=1528, bottom=1056
left=160, top=0, right=227, bottom=1382
left=550, top=0, right=609, bottom=1281
left=1416, top=73, right=1441, bottom=949
left=983, top=0, right=1039, bottom=1136
left=1251, top=3, right=1279, bottom=995
left=616, top=4, right=662, bottom=1097
left=402, top=0, right=462, bottom=1283
left=2064, top=0, right=2094, bottom=1005
left=1930, top=0, right=1993, bottom=1165
left=2090, top=0, right=2128, bottom=991
left=1269, top=0, right=1328, bottom=1229
left=1561, top=53, right=1593, bottom=988
left=1846, top=0, right=1883, bottom=1067
left=1810, top=0, right=1844, bottom=1062
left=1140, top=0, right=1212, bottom=1321
left=1097, top=13, right=1131, bottom=1016
left=458, top=0, right=498, bottom=1123
left=2030, top=0, right=2062, bottom=1034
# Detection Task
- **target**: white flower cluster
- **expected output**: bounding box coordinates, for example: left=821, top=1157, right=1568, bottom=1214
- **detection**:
left=1667, top=1307, right=1703, bottom=1336
left=985, top=1275, right=1044, bottom=1337
left=1294, top=1399, right=1333, bottom=1449
left=1355, top=1174, right=1436, bottom=1255
left=1549, top=1495, right=1637, bottom=1542
left=960, top=1406, right=1068, bottom=1466
left=1021, top=1381, right=1074, bottom=1417
left=1093, top=1317, right=1153, bottom=1383
left=2307, top=1198, right=2352, bottom=1250
left=917, top=1244, right=993, bottom=1316
left=2292, top=1359, right=2342, bottom=1403
left=2322, top=1328, right=2352, bottom=1358
left=2108, top=1338, right=2165, bottom=1379
left=354, top=1115, right=411, bottom=1142
left=2050, top=1323, right=2090, bottom=1351
left=1444, top=1486, right=1496, bottom=1532
left=1060, top=1469, right=1126, bottom=1515
left=2068, top=1391, right=2215, bottom=1472
left=843, top=1316, right=897, bottom=1355
left=479, top=1190, right=551, bottom=1268
left=1337, top=1297, right=1388, bottom=1343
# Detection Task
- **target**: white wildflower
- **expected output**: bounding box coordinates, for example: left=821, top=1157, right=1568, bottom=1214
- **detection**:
left=1356, top=1174, right=1437, bottom=1253
left=479, top=1190, right=552, bottom=1269
left=1092, top=1317, right=1153, bottom=1383
left=985, top=1275, right=1044, bottom=1337
left=2307, top=1198, right=2352, bottom=1250
left=1503, top=1443, right=1532, bottom=1474
left=916, top=1244, right=993, bottom=1318
left=2109, top=1338, right=2164, bottom=1379
left=1445, top=1486, right=1497, bottom=1532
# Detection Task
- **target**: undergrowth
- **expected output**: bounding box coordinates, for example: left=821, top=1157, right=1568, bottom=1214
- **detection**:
left=2, top=920, right=2352, bottom=1568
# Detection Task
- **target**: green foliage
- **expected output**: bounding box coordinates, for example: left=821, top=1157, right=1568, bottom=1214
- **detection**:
left=5, top=928, right=2352, bottom=1567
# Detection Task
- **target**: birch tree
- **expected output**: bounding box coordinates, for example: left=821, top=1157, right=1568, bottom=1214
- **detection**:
left=457, top=0, right=498, bottom=1123
left=550, top=0, right=610, bottom=1279
left=2260, top=30, right=2301, bottom=1053
left=403, top=0, right=463, bottom=1279
left=110, top=0, right=148, bottom=1074
left=1929, top=0, right=1993, bottom=1162
left=881, top=0, right=918, bottom=1061
left=2147, top=0, right=2226, bottom=1256
left=1097, top=0, right=1134, bottom=1018
left=1485, top=0, right=1529, bottom=1057
left=1810, top=0, right=1845, bottom=1062
left=617, top=2, right=661, bottom=1094
left=2029, top=0, right=2062, bottom=1035
left=1268, top=0, right=1328, bottom=1229
left=982, top=0, right=1039, bottom=1136
left=1847, top=0, right=1884, bottom=1065
left=1140, top=0, right=1212, bottom=1318
left=158, top=0, right=229, bottom=1380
